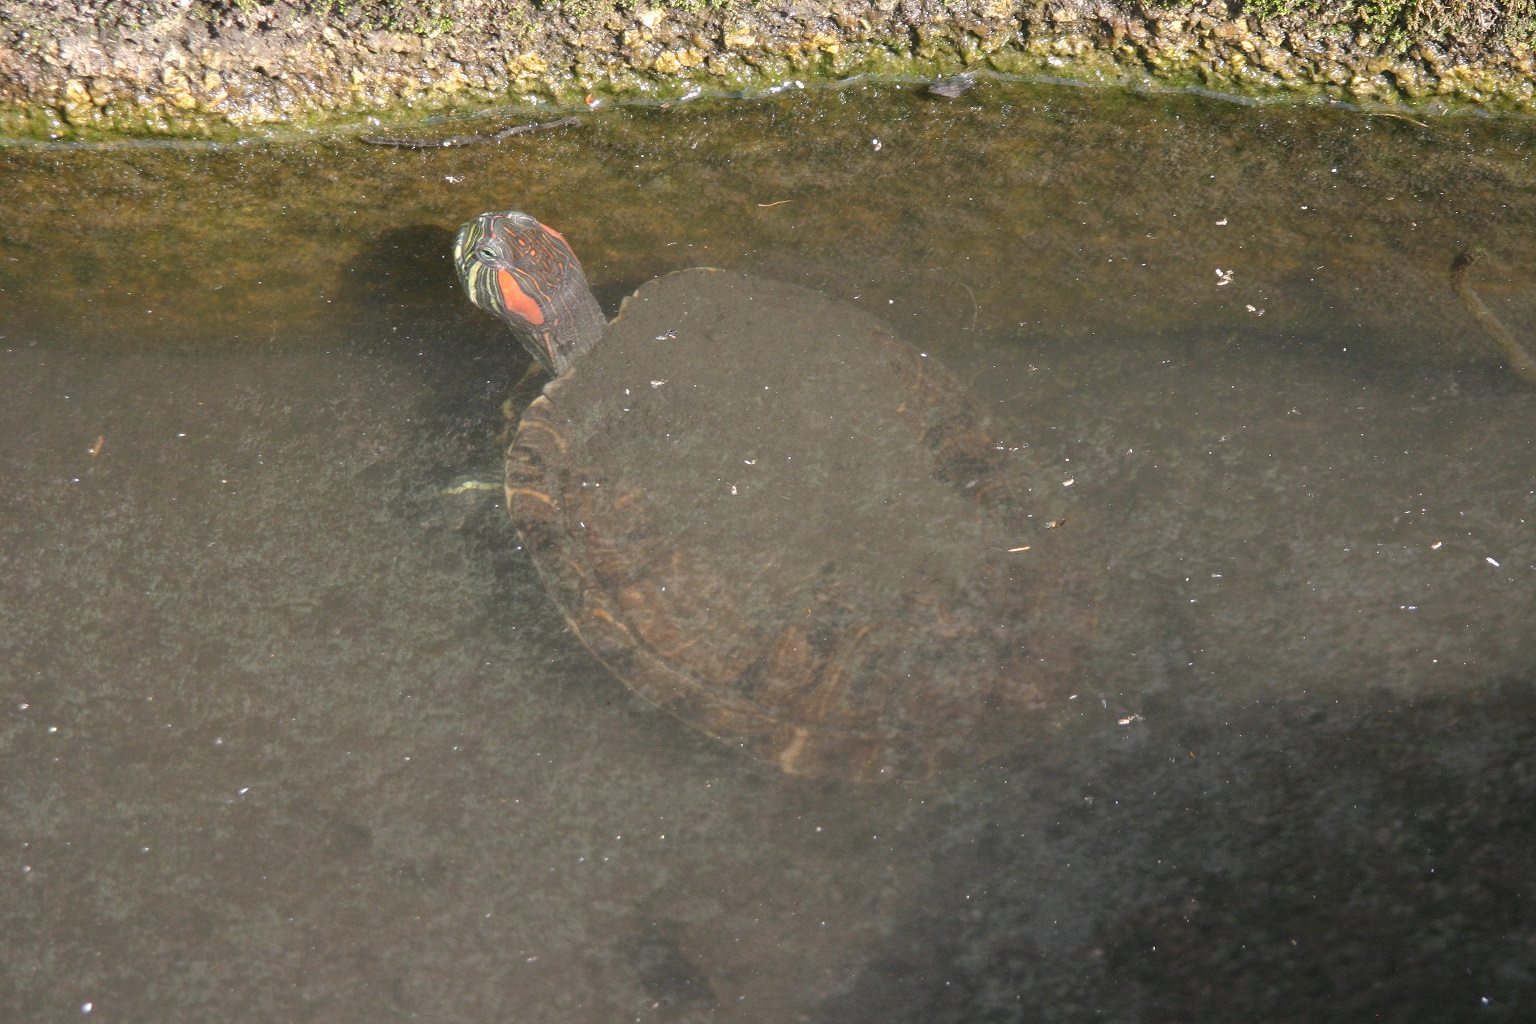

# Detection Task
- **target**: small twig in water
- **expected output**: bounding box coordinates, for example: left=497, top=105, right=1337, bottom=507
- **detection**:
left=1450, top=246, right=1536, bottom=386
left=959, top=282, right=979, bottom=332
left=360, top=116, right=582, bottom=149
left=1366, top=110, right=1431, bottom=129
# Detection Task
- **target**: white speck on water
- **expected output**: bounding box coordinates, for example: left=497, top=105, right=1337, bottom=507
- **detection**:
left=1486, top=556, right=1500, bottom=567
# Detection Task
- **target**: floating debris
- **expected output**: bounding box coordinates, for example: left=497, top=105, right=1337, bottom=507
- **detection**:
left=928, top=75, right=976, bottom=99
left=360, top=116, right=581, bottom=149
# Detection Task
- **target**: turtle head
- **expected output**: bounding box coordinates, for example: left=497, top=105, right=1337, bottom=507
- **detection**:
left=454, top=210, right=608, bottom=376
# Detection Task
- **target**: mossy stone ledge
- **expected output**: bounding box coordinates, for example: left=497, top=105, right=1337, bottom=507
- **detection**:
left=2, top=0, right=1535, bottom=140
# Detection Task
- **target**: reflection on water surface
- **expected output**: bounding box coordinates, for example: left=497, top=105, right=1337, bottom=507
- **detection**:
left=2, top=82, right=1534, bottom=1022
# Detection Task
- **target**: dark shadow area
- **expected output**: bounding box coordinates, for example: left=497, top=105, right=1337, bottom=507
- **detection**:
left=338, top=220, right=525, bottom=399
left=815, top=678, right=1536, bottom=1023
left=332, top=219, right=612, bottom=683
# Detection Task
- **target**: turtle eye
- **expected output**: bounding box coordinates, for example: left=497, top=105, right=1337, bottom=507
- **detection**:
left=477, top=246, right=499, bottom=263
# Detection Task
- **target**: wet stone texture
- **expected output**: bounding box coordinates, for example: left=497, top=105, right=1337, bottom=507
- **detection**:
left=2, top=0, right=1536, bottom=139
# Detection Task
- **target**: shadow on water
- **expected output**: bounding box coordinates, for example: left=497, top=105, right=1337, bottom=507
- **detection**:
left=338, top=222, right=522, bottom=476
left=334, top=220, right=608, bottom=680
left=817, top=678, right=1536, bottom=1023
left=2, top=80, right=1534, bottom=1022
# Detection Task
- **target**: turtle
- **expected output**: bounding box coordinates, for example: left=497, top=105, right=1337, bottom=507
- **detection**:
left=453, top=209, right=1077, bottom=781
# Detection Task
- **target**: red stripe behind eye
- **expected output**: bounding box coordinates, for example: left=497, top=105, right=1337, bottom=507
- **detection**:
left=497, top=268, right=546, bottom=325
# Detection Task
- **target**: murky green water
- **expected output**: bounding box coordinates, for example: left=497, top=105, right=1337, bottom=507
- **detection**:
left=3, top=83, right=1535, bottom=1022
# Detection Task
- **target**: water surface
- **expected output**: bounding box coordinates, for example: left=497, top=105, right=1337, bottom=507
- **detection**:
left=3, top=84, right=1535, bottom=1022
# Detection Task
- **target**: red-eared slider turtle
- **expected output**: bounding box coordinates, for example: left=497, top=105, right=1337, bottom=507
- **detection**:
left=454, top=210, right=1074, bottom=781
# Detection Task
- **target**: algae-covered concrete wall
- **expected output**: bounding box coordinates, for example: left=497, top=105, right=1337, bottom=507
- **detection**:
left=2, top=0, right=1535, bottom=138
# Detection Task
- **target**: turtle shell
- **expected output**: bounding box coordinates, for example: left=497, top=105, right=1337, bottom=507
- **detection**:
left=505, top=269, right=1073, bottom=781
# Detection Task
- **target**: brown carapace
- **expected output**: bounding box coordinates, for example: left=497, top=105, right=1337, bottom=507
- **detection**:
left=456, top=210, right=1079, bottom=781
